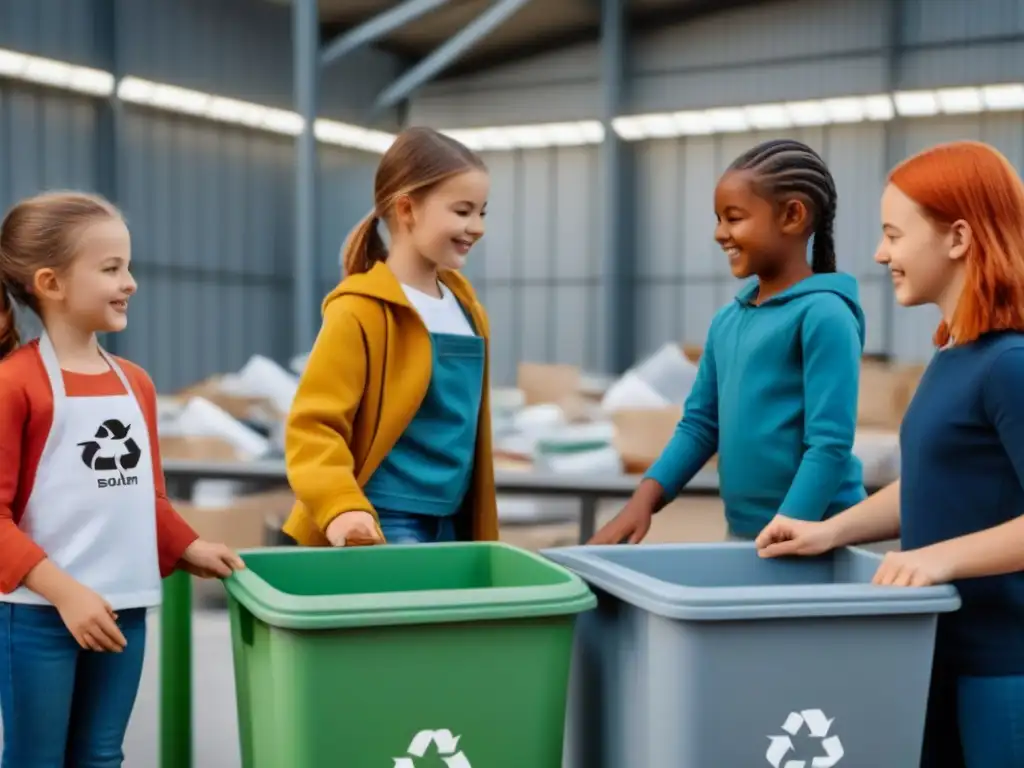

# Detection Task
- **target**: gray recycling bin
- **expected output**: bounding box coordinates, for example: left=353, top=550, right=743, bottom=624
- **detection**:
left=542, top=542, right=960, bottom=768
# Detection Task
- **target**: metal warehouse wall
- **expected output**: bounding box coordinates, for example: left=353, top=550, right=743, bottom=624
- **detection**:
left=0, top=0, right=391, bottom=391
left=409, top=0, right=1024, bottom=378
left=458, top=148, right=606, bottom=386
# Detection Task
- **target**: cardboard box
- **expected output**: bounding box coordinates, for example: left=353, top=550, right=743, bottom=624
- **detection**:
left=517, top=362, right=581, bottom=406
left=159, top=435, right=241, bottom=462
left=175, top=488, right=296, bottom=550
left=681, top=344, right=703, bottom=363
left=175, top=376, right=282, bottom=424
left=611, top=407, right=681, bottom=474
left=858, top=361, right=925, bottom=430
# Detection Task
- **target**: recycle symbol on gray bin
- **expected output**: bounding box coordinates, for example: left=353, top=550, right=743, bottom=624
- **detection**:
left=766, top=709, right=845, bottom=768
left=393, top=729, right=471, bottom=768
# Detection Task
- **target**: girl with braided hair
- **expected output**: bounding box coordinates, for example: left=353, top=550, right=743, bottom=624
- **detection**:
left=591, top=138, right=866, bottom=544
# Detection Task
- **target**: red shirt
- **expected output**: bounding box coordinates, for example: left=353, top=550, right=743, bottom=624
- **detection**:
left=0, top=340, right=198, bottom=593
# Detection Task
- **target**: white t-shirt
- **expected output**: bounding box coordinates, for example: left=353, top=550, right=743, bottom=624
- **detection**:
left=401, top=282, right=476, bottom=336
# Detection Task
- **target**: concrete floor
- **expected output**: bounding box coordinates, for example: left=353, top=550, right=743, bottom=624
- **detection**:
left=124, top=603, right=242, bottom=767
left=0, top=600, right=242, bottom=768
left=0, top=499, right=898, bottom=767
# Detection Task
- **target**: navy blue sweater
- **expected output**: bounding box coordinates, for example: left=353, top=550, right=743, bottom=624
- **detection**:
left=900, top=331, right=1024, bottom=676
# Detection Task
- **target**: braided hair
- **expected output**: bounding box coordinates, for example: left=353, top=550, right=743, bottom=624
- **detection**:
left=728, top=139, right=837, bottom=273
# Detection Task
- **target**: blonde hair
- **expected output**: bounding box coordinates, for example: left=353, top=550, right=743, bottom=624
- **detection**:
left=0, top=191, right=122, bottom=359
left=342, top=126, right=486, bottom=277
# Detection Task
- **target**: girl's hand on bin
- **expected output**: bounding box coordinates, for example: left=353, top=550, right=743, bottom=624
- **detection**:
left=181, top=539, right=246, bottom=578
left=871, top=548, right=951, bottom=587
left=326, top=511, right=384, bottom=547
left=588, top=500, right=653, bottom=545
left=755, top=514, right=837, bottom=558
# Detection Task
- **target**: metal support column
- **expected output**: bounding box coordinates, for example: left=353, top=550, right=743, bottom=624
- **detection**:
left=294, top=0, right=320, bottom=355
left=600, top=0, right=634, bottom=373
left=881, top=0, right=903, bottom=359
left=95, top=0, right=122, bottom=356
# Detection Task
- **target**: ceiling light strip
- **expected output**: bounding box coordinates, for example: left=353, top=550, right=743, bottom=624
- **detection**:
left=117, top=76, right=397, bottom=153
left=1, top=49, right=1022, bottom=152
left=608, top=85, right=1024, bottom=142
left=0, top=48, right=397, bottom=154
left=0, top=48, right=115, bottom=97
left=441, top=120, right=605, bottom=151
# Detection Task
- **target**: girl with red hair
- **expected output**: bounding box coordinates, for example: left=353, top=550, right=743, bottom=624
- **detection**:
left=756, top=140, right=1024, bottom=767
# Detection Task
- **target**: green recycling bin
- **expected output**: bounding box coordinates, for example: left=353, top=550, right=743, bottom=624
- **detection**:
left=223, top=542, right=596, bottom=768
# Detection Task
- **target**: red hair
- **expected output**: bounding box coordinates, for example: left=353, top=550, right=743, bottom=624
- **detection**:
left=888, top=140, right=1024, bottom=347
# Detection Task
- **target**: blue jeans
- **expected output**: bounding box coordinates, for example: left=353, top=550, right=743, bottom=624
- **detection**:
left=921, top=671, right=1024, bottom=767
left=0, top=603, right=147, bottom=768
left=377, top=510, right=458, bottom=544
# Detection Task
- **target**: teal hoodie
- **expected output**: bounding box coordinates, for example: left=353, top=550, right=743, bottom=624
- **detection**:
left=646, top=273, right=867, bottom=537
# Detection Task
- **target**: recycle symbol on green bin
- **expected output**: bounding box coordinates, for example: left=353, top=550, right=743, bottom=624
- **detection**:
left=393, top=729, right=471, bottom=768
left=766, top=709, right=844, bottom=768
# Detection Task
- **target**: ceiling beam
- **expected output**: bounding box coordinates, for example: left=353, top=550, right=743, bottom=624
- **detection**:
left=373, top=0, right=534, bottom=111
left=320, top=0, right=453, bottom=68
left=441, top=0, right=763, bottom=78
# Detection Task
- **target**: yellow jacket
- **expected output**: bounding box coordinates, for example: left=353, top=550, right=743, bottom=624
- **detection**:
left=282, top=262, right=499, bottom=546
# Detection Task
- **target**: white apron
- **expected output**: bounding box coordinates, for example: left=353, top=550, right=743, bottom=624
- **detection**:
left=0, top=331, right=162, bottom=609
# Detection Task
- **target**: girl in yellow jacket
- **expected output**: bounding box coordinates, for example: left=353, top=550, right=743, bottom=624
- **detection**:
left=283, top=127, right=499, bottom=547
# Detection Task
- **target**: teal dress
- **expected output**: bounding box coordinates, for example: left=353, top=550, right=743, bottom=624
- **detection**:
left=364, top=315, right=485, bottom=543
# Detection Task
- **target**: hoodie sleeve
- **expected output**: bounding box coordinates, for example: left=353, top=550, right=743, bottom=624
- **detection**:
left=778, top=296, right=862, bottom=521
left=643, top=321, right=721, bottom=502
left=285, top=301, right=374, bottom=533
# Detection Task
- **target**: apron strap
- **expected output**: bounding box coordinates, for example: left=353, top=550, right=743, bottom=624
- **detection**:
left=38, top=330, right=135, bottom=400
left=37, top=330, right=65, bottom=402
left=97, top=344, right=134, bottom=394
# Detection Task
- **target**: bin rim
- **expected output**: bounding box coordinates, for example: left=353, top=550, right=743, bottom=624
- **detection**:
left=223, top=541, right=597, bottom=630
left=540, top=542, right=962, bottom=621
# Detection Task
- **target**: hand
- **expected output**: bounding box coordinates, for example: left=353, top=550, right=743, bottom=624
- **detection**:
left=755, top=514, right=839, bottom=558
left=588, top=500, right=653, bottom=545
left=180, top=539, right=246, bottom=578
left=872, top=547, right=953, bottom=587
left=325, top=511, right=384, bottom=547
left=53, top=581, right=127, bottom=653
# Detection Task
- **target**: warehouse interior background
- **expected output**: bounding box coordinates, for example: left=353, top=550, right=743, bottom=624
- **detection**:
left=4, top=0, right=1021, bottom=391
left=2, top=0, right=1023, bottom=764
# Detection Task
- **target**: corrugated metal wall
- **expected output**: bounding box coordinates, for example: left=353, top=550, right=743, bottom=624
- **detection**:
left=409, top=0, right=1024, bottom=378
left=0, top=0, right=404, bottom=123
left=632, top=114, right=1024, bottom=363
left=459, top=148, right=606, bottom=386
left=0, top=0, right=393, bottom=391
left=4, top=0, right=1023, bottom=388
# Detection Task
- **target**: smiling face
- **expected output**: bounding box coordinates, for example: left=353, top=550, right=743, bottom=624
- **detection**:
left=713, top=170, right=804, bottom=279
left=404, top=169, right=489, bottom=271
left=875, top=182, right=970, bottom=308
left=34, top=217, right=137, bottom=333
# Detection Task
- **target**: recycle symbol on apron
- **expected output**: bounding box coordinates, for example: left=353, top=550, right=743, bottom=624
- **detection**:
left=393, top=729, right=471, bottom=768
left=78, top=418, right=142, bottom=472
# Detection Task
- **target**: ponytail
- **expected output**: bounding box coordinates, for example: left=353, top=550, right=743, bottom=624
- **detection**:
left=341, top=212, right=388, bottom=277
left=342, top=126, right=486, bottom=278
left=811, top=199, right=837, bottom=273
left=0, top=287, right=20, bottom=361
